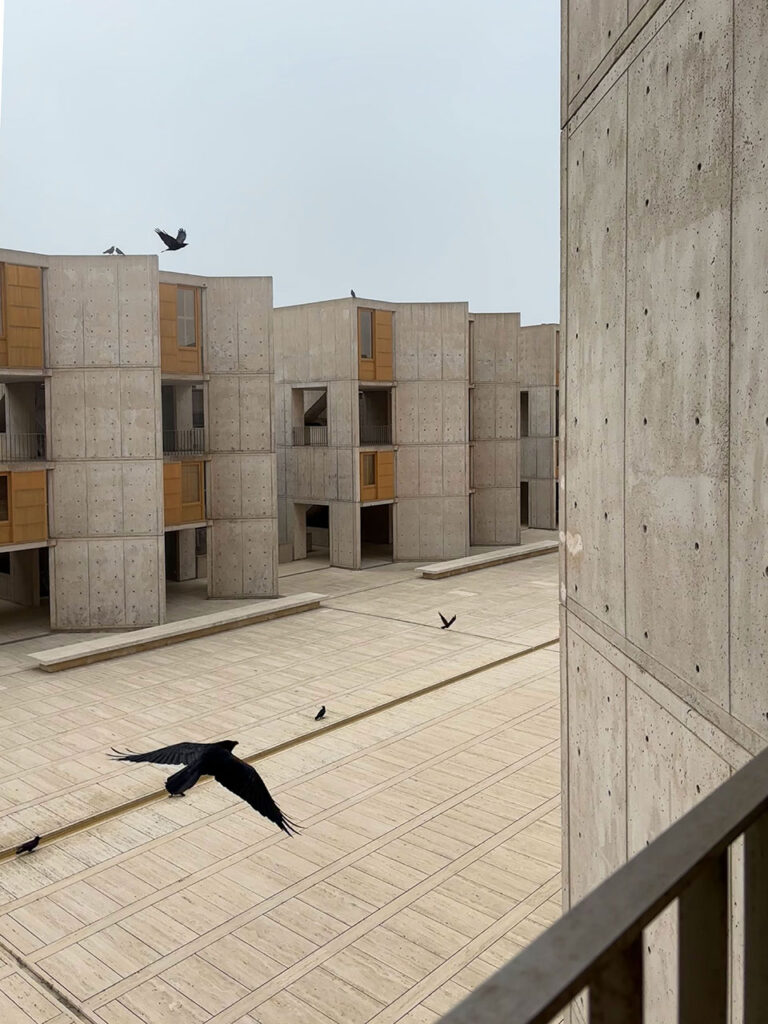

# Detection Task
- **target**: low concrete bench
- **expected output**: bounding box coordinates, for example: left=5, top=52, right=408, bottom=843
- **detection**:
left=29, top=592, right=325, bottom=672
left=417, top=541, right=559, bottom=579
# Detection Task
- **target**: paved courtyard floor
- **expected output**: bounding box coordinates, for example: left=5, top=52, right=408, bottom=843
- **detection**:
left=0, top=553, right=562, bottom=1024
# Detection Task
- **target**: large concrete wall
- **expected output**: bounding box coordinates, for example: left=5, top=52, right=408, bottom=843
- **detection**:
left=562, top=2, right=767, bottom=1021
left=393, top=302, right=470, bottom=561
left=469, top=313, right=520, bottom=545
left=45, top=256, right=166, bottom=629
left=199, top=275, right=278, bottom=598
left=519, top=323, right=558, bottom=530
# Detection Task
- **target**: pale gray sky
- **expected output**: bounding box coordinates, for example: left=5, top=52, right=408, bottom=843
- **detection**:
left=0, top=1, right=559, bottom=321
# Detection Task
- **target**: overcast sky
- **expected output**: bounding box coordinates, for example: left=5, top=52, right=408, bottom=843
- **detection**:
left=0, top=1, right=558, bottom=322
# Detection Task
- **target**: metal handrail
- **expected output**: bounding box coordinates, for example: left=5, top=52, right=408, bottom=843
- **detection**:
left=162, top=427, right=205, bottom=455
left=0, top=432, right=46, bottom=461
left=293, top=425, right=328, bottom=446
left=360, top=423, right=392, bottom=445
left=439, top=743, right=768, bottom=1023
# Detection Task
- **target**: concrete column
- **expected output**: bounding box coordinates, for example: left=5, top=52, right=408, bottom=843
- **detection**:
left=46, top=256, right=166, bottom=629
left=330, top=501, right=360, bottom=569
left=177, top=529, right=196, bottom=581
left=291, top=502, right=307, bottom=560
left=206, top=277, right=278, bottom=598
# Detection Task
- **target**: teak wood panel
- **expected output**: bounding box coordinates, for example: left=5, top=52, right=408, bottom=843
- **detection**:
left=163, top=461, right=204, bottom=526
left=359, top=450, right=395, bottom=502
left=159, top=283, right=202, bottom=375
left=0, top=470, right=48, bottom=546
left=0, top=264, right=44, bottom=369
left=357, top=309, right=393, bottom=382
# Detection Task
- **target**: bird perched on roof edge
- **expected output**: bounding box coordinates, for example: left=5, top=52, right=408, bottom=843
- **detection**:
left=350, top=289, right=356, bottom=298
left=109, top=740, right=298, bottom=835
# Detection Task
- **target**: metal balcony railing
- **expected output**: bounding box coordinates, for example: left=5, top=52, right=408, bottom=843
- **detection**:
left=0, top=433, right=46, bottom=461
left=438, top=743, right=768, bottom=1024
left=359, top=423, right=392, bottom=445
left=292, top=425, right=328, bottom=446
left=162, top=427, right=205, bottom=455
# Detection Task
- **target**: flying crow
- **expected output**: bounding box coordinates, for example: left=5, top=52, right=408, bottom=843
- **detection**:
left=350, top=289, right=356, bottom=298
left=155, top=227, right=188, bottom=252
left=439, top=612, right=456, bottom=629
left=110, top=740, right=298, bottom=835
left=16, top=835, right=40, bottom=855
left=315, top=706, right=326, bottom=721
left=103, top=246, right=116, bottom=255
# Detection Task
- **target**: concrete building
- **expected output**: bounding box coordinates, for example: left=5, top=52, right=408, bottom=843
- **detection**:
left=519, top=323, right=559, bottom=531
left=0, top=248, right=277, bottom=630
left=274, top=297, right=559, bottom=567
left=561, top=1, right=767, bottom=1020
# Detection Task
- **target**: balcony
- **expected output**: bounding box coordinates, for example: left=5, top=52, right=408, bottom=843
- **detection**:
left=292, top=425, right=328, bottom=447
left=0, top=432, right=46, bottom=462
left=438, top=743, right=768, bottom=1024
left=359, top=423, right=392, bottom=445
left=162, top=427, right=205, bottom=457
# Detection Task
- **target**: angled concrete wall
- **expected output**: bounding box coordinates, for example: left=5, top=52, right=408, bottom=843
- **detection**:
left=562, top=2, right=767, bottom=1021
left=469, top=312, right=520, bottom=546
left=519, top=323, right=558, bottom=530
left=45, top=255, right=166, bottom=629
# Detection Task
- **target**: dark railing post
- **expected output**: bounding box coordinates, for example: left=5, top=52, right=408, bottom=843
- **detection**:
left=589, top=935, right=643, bottom=1023
left=678, top=850, right=728, bottom=1023
left=744, top=811, right=768, bottom=1023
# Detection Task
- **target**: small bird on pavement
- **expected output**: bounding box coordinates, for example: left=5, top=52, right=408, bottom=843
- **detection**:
left=110, top=740, right=298, bottom=835
left=16, top=835, right=40, bottom=855
left=155, top=227, right=188, bottom=252
left=439, top=612, right=456, bottom=629
left=315, top=706, right=326, bottom=721
left=350, top=289, right=356, bottom=298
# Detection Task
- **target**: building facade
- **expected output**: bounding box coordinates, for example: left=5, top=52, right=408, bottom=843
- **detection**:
left=0, top=249, right=277, bottom=630
left=561, top=1, right=766, bottom=1020
left=275, top=296, right=558, bottom=567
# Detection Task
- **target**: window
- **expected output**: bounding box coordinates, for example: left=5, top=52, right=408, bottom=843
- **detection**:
left=181, top=463, right=201, bottom=504
left=177, top=287, right=197, bottom=348
left=520, top=390, right=529, bottom=437
left=0, top=394, right=5, bottom=433
left=0, top=553, right=9, bottom=574
left=362, top=453, right=376, bottom=487
left=192, top=388, right=205, bottom=428
left=555, top=389, right=559, bottom=437
left=359, top=310, right=373, bottom=359
left=0, top=476, right=8, bottom=522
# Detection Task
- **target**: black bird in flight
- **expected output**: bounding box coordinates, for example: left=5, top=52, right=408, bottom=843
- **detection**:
left=315, top=706, right=326, bottom=721
left=16, top=835, right=40, bottom=855
left=109, top=740, right=299, bottom=835
left=350, top=289, right=356, bottom=298
left=155, top=227, right=188, bottom=252
left=439, top=612, right=456, bottom=629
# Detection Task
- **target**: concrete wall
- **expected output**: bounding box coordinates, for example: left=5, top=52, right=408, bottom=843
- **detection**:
left=198, top=274, right=278, bottom=598
left=519, top=323, right=558, bottom=530
left=45, top=255, right=166, bottom=629
left=393, top=301, right=470, bottom=561
left=470, top=313, right=520, bottom=545
left=562, top=2, right=766, bottom=1021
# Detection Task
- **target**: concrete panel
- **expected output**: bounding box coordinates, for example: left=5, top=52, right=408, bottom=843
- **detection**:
left=418, top=446, right=443, bottom=497
left=87, top=539, right=126, bottom=627
left=520, top=437, right=536, bottom=479
left=124, top=538, right=162, bottom=626
left=328, top=380, right=355, bottom=447
left=50, top=462, right=88, bottom=537
left=207, top=376, right=240, bottom=452
left=336, top=448, right=355, bottom=502
left=395, top=445, right=419, bottom=497
left=567, top=0, right=626, bottom=102
left=330, top=501, right=360, bottom=569
left=50, top=540, right=90, bottom=629
left=210, top=455, right=242, bottom=519
left=529, top=387, right=552, bottom=437
left=567, top=631, right=627, bottom=903
left=442, top=381, right=467, bottom=443
left=530, top=479, right=555, bottom=529
left=418, top=383, right=442, bottom=444
left=495, top=439, right=518, bottom=489
left=442, top=445, right=466, bottom=496
left=239, top=377, right=272, bottom=453
left=442, top=496, right=469, bottom=558
left=117, top=257, right=158, bottom=366
left=730, top=0, right=768, bottom=735
left=473, top=441, right=494, bottom=489
left=441, top=303, right=469, bottom=381
left=119, top=370, right=159, bottom=459
left=418, top=498, right=444, bottom=561
left=236, top=280, right=272, bottom=374
left=242, top=519, right=278, bottom=596
left=209, top=520, right=243, bottom=596
left=84, top=370, right=121, bottom=459
left=241, top=455, right=276, bottom=519
left=50, top=372, right=86, bottom=460
left=472, top=385, right=495, bottom=441
left=626, top=682, right=730, bottom=1024
left=519, top=324, right=557, bottom=387
left=46, top=261, right=86, bottom=367
left=86, top=463, right=123, bottom=536
left=536, top=437, right=554, bottom=479
left=566, top=74, right=626, bottom=632
left=394, top=499, right=420, bottom=560
left=493, top=488, right=520, bottom=545
left=495, top=383, right=518, bottom=440
left=625, top=3, right=732, bottom=701
left=83, top=263, right=120, bottom=366
left=121, top=461, right=160, bottom=535
left=395, top=381, right=419, bottom=444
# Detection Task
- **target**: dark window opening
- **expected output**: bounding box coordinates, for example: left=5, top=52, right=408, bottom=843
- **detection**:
left=0, top=552, right=9, bottom=574
left=521, top=481, right=529, bottom=529
left=359, top=310, right=373, bottom=359
left=0, top=476, right=8, bottom=522
left=521, top=391, right=529, bottom=437
left=192, top=388, right=205, bottom=428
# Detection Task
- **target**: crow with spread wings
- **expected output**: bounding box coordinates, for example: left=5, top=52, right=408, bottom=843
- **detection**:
left=110, top=740, right=299, bottom=835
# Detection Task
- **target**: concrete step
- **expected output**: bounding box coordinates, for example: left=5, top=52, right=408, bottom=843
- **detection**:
left=417, top=541, right=559, bottom=579
left=28, top=593, right=325, bottom=672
